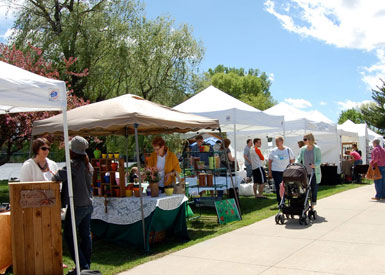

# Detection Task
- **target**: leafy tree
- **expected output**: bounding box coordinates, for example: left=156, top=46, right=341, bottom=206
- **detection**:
left=5, top=0, right=203, bottom=106
left=361, top=80, right=385, bottom=134
left=337, top=108, right=365, bottom=124
left=0, top=43, right=88, bottom=166
left=194, top=65, right=276, bottom=110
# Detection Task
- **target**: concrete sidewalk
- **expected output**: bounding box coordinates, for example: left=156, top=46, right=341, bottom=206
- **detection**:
left=120, top=185, right=385, bottom=275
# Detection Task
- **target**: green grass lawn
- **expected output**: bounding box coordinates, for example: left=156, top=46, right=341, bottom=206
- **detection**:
left=1, top=180, right=371, bottom=274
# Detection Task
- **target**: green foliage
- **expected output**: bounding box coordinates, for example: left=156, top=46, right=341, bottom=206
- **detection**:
left=8, top=0, right=203, bottom=106
left=194, top=65, right=275, bottom=110
left=361, top=80, right=385, bottom=134
left=337, top=108, right=365, bottom=124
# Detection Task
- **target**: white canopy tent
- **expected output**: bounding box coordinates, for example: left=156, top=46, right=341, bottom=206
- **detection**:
left=173, top=86, right=284, bottom=167
left=259, top=102, right=357, bottom=166
left=0, top=61, right=81, bottom=274
left=338, top=119, right=384, bottom=163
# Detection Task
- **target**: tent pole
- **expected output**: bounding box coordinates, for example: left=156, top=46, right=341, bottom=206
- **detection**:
left=125, top=127, right=129, bottom=173
left=134, top=123, right=146, bottom=251
left=233, top=123, right=237, bottom=172
left=28, top=135, right=34, bottom=159
left=62, top=107, right=81, bottom=275
left=219, top=127, right=242, bottom=219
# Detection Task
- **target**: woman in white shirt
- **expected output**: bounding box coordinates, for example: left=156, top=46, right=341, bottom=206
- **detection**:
left=20, top=138, right=58, bottom=181
left=268, top=136, right=295, bottom=205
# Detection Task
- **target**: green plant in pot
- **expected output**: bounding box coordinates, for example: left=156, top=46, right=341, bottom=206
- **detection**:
left=144, top=167, right=161, bottom=197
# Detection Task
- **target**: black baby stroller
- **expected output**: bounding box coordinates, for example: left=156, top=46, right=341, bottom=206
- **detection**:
left=275, top=163, right=317, bottom=225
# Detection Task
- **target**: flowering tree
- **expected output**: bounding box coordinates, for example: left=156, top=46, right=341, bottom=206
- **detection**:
left=0, top=43, right=89, bottom=166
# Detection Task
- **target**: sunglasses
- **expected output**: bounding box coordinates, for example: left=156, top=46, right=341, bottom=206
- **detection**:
left=40, top=147, right=50, bottom=151
left=303, top=138, right=308, bottom=141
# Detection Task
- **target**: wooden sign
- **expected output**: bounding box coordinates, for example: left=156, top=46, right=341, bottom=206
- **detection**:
left=214, top=199, right=240, bottom=224
left=20, top=190, right=56, bottom=208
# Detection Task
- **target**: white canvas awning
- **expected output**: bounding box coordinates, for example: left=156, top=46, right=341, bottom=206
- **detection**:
left=0, top=61, right=66, bottom=113
left=0, top=60, right=81, bottom=274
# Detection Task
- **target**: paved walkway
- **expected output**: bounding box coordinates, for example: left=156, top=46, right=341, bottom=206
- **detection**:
left=120, top=185, right=385, bottom=275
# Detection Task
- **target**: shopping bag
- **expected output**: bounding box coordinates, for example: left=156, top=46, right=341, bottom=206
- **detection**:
left=366, top=163, right=382, bottom=180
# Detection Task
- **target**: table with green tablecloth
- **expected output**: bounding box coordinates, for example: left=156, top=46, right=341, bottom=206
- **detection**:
left=91, top=194, right=189, bottom=252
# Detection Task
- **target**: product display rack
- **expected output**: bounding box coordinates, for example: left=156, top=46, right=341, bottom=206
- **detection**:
left=91, top=158, right=126, bottom=197
left=182, top=150, right=231, bottom=219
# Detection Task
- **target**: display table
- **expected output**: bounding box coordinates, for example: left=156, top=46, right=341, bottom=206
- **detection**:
left=0, top=212, right=11, bottom=274
left=91, top=194, right=189, bottom=252
left=184, top=175, right=242, bottom=195
left=320, top=165, right=340, bottom=185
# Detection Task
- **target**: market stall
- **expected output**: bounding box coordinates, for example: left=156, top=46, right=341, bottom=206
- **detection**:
left=0, top=61, right=81, bottom=274
left=32, top=93, right=226, bottom=250
left=173, top=86, right=284, bottom=169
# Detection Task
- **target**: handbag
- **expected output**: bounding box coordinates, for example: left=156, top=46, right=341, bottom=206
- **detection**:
left=366, top=163, right=382, bottom=180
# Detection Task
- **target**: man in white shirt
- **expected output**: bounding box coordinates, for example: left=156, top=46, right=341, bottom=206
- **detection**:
left=250, top=138, right=267, bottom=198
left=268, top=136, right=295, bottom=205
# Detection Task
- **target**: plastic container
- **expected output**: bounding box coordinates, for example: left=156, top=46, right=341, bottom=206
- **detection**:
left=104, top=175, right=110, bottom=183
left=125, top=189, right=133, bottom=197
left=111, top=163, right=118, bottom=171
left=164, top=187, right=174, bottom=196
left=102, top=154, right=107, bottom=159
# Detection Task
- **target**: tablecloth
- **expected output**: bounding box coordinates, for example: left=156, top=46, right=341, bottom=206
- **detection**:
left=0, top=212, right=11, bottom=274
left=91, top=195, right=189, bottom=252
left=341, top=160, right=353, bottom=176
left=92, top=194, right=188, bottom=225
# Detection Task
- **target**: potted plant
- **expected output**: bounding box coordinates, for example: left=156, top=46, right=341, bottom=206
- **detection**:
left=144, top=167, right=161, bottom=197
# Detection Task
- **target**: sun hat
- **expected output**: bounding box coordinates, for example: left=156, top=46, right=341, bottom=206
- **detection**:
left=70, top=136, right=89, bottom=155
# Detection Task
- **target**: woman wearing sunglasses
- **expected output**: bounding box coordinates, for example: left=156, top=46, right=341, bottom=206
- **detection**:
left=296, top=133, right=322, bottom=210
left=20, top=138, right=58, bottom=181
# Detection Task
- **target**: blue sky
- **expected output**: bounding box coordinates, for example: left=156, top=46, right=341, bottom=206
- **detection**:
left=1, top=0, right=384, bottom=122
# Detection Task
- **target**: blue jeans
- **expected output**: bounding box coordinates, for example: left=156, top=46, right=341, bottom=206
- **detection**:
left=272, top=171, right=283, bottom=204
left=374, top=166, right=385, bottom=199
left=245, top=163, right=252, bottom=178
left=64, top=205, right=93, bottom=270
left=309, top=174, right=318, bottom=206
left=353, top=159, right=363, bottom=182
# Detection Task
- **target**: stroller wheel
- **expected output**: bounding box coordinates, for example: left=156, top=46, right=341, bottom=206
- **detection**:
left=299, top=217, right=303, bottom=225
left=312, top=210, right=317, bottom=220
left=304, top=215, right=310, bottom=225
left=279, top=214, right=285, bottom=224
left=275, top=214, right=280, bottom=224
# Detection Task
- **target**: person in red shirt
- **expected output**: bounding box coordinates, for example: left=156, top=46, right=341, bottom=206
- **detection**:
left=349, top=144, right=362, bottom=183
left=250, top=138, right=267, bottom=198
left=370, top=139, right=385, bottom=200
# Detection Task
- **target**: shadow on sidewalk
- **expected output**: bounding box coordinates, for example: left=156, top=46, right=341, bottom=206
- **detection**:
left=283, top=215, right=328, bottom=230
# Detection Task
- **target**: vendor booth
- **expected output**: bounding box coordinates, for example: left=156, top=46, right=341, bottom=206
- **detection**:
left=32, top=94, right=227, bottom=251
left=0, top=61, right=80, bottom=274
left=173, top=86, right=284, bottom=169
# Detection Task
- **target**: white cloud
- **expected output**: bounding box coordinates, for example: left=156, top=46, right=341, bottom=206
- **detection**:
left=265, top=0, right=385, bottom=90
left=337, top=99, right=373, bottom=110
left=284, top=98, right=312, bottom=108
left=0, top=27, right=14, bottom=41
left=268, top=72, right=275, bottom=82
left=320, top=101, right=327, bottom=106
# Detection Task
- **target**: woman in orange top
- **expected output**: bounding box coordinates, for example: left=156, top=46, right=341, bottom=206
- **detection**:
left=147, top=136, right=181, bottom=192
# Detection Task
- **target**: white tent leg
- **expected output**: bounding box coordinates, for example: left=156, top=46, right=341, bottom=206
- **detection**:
left=62, top=108, right=81, bottom=275
left=233, top=123, right=237, bottom=172
left=134, top=123, right=146, bottom=250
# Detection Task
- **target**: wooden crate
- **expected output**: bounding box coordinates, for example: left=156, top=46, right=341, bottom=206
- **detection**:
left=9, top=181, right=62, bottom=275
